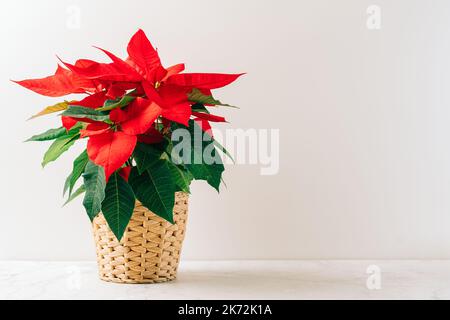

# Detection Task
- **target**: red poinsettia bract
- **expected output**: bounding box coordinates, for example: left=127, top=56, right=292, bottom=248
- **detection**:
left=81, top=97, right=161, bottom=180
left=15, top=29, right=243, bottom=181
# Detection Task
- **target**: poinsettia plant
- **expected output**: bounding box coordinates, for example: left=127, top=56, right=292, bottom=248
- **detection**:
left=17, top=29, right=242, bottom=240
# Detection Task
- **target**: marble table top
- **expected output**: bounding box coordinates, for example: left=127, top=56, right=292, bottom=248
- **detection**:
left=1, top=260, right=450, bottom=300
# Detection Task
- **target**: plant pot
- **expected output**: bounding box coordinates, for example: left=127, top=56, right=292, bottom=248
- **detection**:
left=92, top=192, right=189, bottom=284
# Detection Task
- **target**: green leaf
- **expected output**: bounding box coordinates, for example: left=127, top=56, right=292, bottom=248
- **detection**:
left=133, top=142, right=165, bottom=175
left=129, top=162, right=176, bottom=223
left=28, top=101, right=69, bottom=120
left=101, top=173, right=136, bottom=241
left=62, top=106, right=110, bottom=122
left=63, top=185, right=86, bottom=206
left=167, top=162, right=192, bottom=193
left=63, top=150, right=89, bottom=196
left=82, top=161, right=106, bottom=221
left=214, top=140, right=234, bottom=163
left=188, top=88, right=238, bottom=108
left=96, top=95, right=136, bottom=111
left=42, top=134, right=78, bottom=167
left=26, top=127, right=67, bottom=142
left=26, top=124, right=82, bottom=142
left=204, top=129, right=234, bottom=163
left=191, top=103, right=210, bottom=113
left=172, top=120, right=225, bottom=191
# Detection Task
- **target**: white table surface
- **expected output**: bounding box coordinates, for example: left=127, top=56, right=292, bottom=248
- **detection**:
left=1, top=260, right=450, bottom=300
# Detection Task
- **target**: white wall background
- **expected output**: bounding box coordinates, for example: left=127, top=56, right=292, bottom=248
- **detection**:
left=1, top=0, right=450, bottom=260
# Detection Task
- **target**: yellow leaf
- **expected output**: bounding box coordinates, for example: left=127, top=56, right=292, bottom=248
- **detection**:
left=28, top=101, right=70, bottom=120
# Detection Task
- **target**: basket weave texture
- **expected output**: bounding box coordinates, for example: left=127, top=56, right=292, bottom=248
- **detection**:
left=92, top=192, right=188, bottom=284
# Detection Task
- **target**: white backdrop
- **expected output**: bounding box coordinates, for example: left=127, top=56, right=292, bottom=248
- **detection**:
left=1, top=0, right=450, bottom=260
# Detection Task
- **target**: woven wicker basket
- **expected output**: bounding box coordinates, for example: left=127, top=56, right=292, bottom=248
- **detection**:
left=92, top=192, right=189, bottom=284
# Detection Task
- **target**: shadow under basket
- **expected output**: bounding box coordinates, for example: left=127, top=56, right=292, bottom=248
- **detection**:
left=92, top=192, right=189, bottom=284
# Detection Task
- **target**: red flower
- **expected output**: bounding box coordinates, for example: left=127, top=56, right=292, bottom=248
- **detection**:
left=13, top=65, right=97, bottom=97
left=137, top=125, right=164, bottom=144
left=87, top=131, right=137, bottom=181
left=58, top=29, right=242, bottom=127
left=119, top=166, right=132, bottom=182
left=126, top=30, right=243, bottom=126
left=192, top=112, right=227, bottom=137
left=16, top=29, right=243, bottom=181
left=81, top=97, right=161, bottom=180
left=62, top=91, right=110, bottom=130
